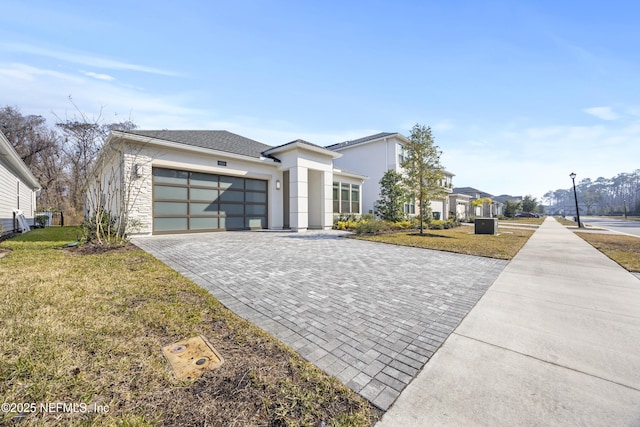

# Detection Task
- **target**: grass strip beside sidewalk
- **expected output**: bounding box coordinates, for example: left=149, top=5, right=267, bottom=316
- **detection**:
left=0, top=227, right=380, bottom=426
left=352, top=224, right=535, bottom=260
left=575, top=232, right=640, bottom=272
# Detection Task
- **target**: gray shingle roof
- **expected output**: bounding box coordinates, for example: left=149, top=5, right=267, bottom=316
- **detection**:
left=325, top=132, right=399, bottom=150
left=125, top=130, right=273, bottom=159
left=454, top=187, right=494, bottom=198
left=271, top=139, right=326, bottom=150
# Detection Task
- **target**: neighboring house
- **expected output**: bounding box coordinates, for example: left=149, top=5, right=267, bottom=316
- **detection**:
left=88, top=130, right=366, bottom=235
left=453, top=186, right=504, bottom=217
left=0, top=130, right=40, bottom=234
left=327, top=132, right=454, bottom=220
left=448, top=192, right=471, bottom=220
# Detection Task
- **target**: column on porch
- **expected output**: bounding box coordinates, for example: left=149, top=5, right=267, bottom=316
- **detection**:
left=288, top=165, right=308, bottom=231
left=321, top=170, right=333, bottom=229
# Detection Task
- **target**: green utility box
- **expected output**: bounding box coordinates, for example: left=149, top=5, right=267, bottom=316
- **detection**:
left=475, top=218, right=498, bottom=235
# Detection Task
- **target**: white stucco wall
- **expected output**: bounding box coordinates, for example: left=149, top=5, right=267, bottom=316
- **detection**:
left=332, top=135, right=403, bottom=215
left=333, top=136, right=455, bottom=220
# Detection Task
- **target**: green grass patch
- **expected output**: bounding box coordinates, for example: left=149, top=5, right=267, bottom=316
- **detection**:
left=352, top=225, right=535, bottom=259
left=575, top=232, right=640, bottom=272
left=0, top=227, right=380, bottom=426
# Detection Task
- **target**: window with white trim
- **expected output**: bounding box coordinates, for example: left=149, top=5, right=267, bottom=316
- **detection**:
left=333, top=182, right=360, bottom=214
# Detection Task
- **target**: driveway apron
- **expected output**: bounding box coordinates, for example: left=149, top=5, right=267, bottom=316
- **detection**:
left=133, top=230, right=507, bottom=410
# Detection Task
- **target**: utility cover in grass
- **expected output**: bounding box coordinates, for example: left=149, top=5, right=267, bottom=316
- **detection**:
left=162, top=336, right=224, bottom=380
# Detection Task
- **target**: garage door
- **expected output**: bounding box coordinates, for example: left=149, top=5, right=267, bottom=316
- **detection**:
left=152, top=168, right=268, bottom=234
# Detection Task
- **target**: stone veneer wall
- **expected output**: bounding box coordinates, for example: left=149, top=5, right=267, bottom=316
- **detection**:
left=123, top=146, right=153, bottom=235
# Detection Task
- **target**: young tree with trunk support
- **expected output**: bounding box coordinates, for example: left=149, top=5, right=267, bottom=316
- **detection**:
left=401, top=124, right=446, bottom=234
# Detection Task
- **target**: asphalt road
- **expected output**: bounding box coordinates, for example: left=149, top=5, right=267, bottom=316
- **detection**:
left=582, top=216, right=640, bottom=237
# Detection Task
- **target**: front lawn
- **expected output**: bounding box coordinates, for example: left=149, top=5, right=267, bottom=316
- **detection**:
left=353, top=225, right=535, bottom=259
left=575, top=232, right=640, bottom=272
left=0, top=227, right=380, bottom=426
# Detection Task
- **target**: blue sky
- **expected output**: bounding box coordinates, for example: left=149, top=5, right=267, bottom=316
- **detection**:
left=1, top=1, right=638, bottom=201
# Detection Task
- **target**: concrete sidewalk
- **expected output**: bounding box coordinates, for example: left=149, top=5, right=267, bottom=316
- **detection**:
left=377, top=217, right=640, bottom=426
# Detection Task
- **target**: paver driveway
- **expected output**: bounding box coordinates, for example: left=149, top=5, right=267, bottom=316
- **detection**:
left=133, top=230, right=507, bottom=409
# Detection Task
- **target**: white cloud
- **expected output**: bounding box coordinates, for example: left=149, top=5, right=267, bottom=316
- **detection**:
left=0, top=62, right=197, bottom=125
left=0, top=42, right=179, bottom=76
left=82, top=71, right=115, bottom=81
left=0, top=63, right=82, bottom=82
left=584, top=106, right=619, bottom=121
left=442, top=118, right=640, bottom=201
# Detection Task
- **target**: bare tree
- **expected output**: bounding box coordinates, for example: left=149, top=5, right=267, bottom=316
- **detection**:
left=55, top=100, right=136, bottom=220
left=0, top=106, right=67, bottom=210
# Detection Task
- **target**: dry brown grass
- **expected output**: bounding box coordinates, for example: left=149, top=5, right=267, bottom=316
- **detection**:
left=498, top=217, right=545, bottom=225
left=0, top=227, right=381, bottom=426
left=575, top=232, right=640, bottom=272
left=353, top=225, right=534, bottom=259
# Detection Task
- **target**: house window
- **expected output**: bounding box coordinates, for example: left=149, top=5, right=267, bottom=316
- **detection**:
left=333, top=182, right=360, bottom=214
left=397, top=143, right=406, bottom=165
left=351, top=186, right=359, bottom=213
left=333, top=182, right=339, bottom=213
left=404, top=202, right=415, bottom=215
left=341, top=184, right=350, bottom=213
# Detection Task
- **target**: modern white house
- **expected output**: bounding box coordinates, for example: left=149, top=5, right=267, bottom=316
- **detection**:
left=0, top=130, right=40, bottom=234
left=453, top=187, right=504, bottom=217
left=88, top=130, right=366, bottom=235
left=327, top=132, right=455, bottom=220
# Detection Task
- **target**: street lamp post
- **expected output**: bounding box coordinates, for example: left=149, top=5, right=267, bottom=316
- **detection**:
left=570, top=172, right=582, bottom=228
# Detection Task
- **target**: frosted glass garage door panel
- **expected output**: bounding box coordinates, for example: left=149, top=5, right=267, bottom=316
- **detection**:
left=246, top=217, right=266, bottom=228
left=154, top=217, right=188, bottom=231
left=219, top=176, right=244, bottom=190
left=190, top=173, right=218, bottom=187
left=246, top=204, right=266, bottom=216
left=153, top=168, right=188, bottom=185
left=245, top=179, right=267, bottom=191
left=153, top=202, right=188, bottom=215
left=219, top=204, right=244, bottom=215
left=190, top=203, right=218, bottom=215
left=190, top=188, right=218, bottom=201
left=155, top=186, right=188, bottom=200
left=219, top=190, right=244, bottom=202
left=245, top=192, right=267, bottom=203
left=190, top=217, right=219, bottom=230
left=220, top=217, right=244, bottom=229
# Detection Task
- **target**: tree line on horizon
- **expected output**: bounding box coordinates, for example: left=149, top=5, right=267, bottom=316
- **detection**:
left=0, top=104, right=136, bottom=224
left=543, top=170, right=640, bottom=216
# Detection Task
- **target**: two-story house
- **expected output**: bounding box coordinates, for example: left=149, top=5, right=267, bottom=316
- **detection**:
left=327, top=132, right=454, bottom=220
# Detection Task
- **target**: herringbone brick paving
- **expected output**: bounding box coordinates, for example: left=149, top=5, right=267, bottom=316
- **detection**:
left=134, top=230, right=506, bottom=409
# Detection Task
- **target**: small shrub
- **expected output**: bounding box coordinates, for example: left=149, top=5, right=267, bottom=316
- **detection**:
left=334, top=220, right=359, bottom=230
left=35, top=215, right=49, bottom=227
left=409, top=217, right=421, bottom=229
left=393, top=220, right=413, bottom=230
left=430, top=220, right=445, bottom=230
left=355, top=219, right=391, bottom=235
left=83, top=211, right=127, bottom=245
